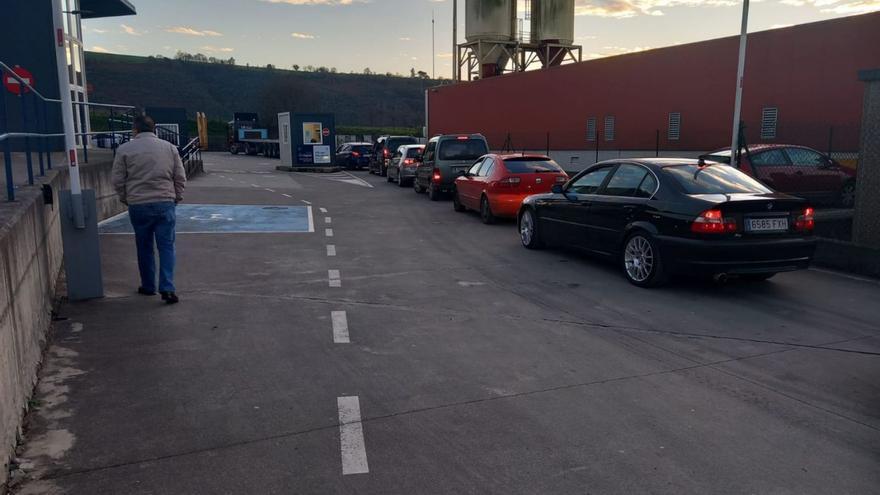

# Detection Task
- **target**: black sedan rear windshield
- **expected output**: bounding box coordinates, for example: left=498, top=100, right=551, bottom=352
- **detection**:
left=439, top=139, right=488, bottom=160
left=663, top=164, right=771, bottom=194
left=503, top=159, right=563, bottom=173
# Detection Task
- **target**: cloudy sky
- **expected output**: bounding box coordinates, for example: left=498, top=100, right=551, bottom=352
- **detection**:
left=82, top=0, right=879, bottom=77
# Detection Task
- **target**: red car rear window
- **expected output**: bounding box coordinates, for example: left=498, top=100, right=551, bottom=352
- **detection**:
left=503, top=159, right=564, bottom=174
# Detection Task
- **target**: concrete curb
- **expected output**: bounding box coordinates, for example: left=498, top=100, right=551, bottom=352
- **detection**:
left=813, top=238, right=880, bottom=279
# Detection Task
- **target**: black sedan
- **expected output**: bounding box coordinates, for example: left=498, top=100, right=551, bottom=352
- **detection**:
left=335, top=142, right=373, bottom=170
left=517, top=159, right=817, bottom=287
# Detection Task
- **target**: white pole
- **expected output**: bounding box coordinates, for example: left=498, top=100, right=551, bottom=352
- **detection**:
left=52, top=0, right=85, bottom=228
left=729, top=0, right=750, bottom=166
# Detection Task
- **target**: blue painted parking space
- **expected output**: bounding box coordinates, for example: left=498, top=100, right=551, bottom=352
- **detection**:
left=99, top=204, right=314, bottom=234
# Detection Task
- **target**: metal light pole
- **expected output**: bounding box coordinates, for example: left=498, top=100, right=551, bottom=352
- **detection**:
left=52, top=0, right=85, bottom=228
left=52, top=0, right=104, bottom=300
left=452, top=0, right=458, bottom=81
left=729, top=0, right=750, bottom=165
left=432, top=10, right=436, bottom=80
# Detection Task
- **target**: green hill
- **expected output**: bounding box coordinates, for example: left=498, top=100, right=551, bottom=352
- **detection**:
left=84, top=52, right=440, bottom=130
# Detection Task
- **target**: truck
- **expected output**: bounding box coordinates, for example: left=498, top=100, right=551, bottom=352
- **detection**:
left=227, top=112, right=280, bottom=158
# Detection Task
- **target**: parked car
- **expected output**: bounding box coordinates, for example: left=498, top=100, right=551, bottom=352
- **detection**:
left=370, top=136, right=419, bottom=176
left=453, top=154, right=568, bottom=224
left=517, top=158, right=817, bottom=287
left=415, top=134, right=490, bottom=201
left=703, top=145, right=856, bottom=208
left=387, top=144, right=425, bottom=187
left=335, top=142, right=373, bottom=169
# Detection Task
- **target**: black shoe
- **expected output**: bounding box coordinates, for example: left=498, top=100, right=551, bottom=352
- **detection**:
left=138, top=287, right=157, bottom=296
left=160, top=292, right=179, bottom=304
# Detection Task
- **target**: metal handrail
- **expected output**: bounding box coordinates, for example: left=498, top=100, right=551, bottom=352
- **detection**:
left=1, top=59, right=140, bottom=200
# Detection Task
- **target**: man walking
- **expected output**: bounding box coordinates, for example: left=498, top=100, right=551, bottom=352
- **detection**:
left=112, top=115, right=186, bottom=304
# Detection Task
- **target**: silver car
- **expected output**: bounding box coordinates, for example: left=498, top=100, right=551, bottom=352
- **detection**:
left=387, top=144, right=425, bottom=187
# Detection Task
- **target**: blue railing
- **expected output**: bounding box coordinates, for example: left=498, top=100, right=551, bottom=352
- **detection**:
left=0, top=60, right=136, bottom=201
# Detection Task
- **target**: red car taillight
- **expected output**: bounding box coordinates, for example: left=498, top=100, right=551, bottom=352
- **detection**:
left=383, top=149, right=390, bottom=157
left=352, top=151, right=360, bottom=157
left=432, top=168, right=441, bottom=182
left=404, top=158, right=414, bottom=165
left=497, top=177, right=521, bottom=188
left=795, top=207, right=815, bottom=232
left=691, top=209, right=737, bottom=234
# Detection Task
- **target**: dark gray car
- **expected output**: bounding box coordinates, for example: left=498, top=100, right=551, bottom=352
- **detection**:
left=414, top=134, right=489, bottom=201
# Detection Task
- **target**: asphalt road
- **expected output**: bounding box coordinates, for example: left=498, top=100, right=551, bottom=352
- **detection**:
left=14, top=152, right=880, bottom=494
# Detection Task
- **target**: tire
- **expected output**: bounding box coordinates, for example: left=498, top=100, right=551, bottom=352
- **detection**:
left=841, top=180, right=856, bottom=209
left=387, top=170, right=394, bottom=183
left=479, top=196, right=495, bottom=224
left=740, top=273, right=776, bottom=282
left=453, top=190, right=466, bottom=212
left=622, top=232, right=667, bottom=288
left=428, top=184, right=441, bottom=201
left=519, top=208, right=544, bottom=249
left=397, top=170, right=407, bottom=188
left=380, top=165, right=387, bottom=177
left=414, top=178, right=426, bottom=194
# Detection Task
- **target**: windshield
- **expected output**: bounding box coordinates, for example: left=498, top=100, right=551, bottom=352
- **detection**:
left=387, top=137, right=417, bottom=150
left=438, top=139, right=488, bottom=161
left=406, top=147, right=424, bottom=159
left=503, top=159, right=564, bottom=174
left=663, top=164, right=772, bottom=194
left=352, top=145, right=371, bottom=154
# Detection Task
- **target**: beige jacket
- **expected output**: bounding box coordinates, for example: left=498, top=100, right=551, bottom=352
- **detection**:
left=112, top=133, right=187, bottom=205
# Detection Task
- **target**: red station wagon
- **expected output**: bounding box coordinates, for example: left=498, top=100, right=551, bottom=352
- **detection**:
left=453, top=154, right=569, bottom=223
left=707, top=145, right=856, bottom=208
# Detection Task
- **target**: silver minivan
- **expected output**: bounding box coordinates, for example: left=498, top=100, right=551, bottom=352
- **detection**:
left=414, top=134, right=489, bottom=201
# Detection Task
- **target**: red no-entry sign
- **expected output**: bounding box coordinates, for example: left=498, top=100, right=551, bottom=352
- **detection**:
left=3, top=66, right=34, bottom=95
left=322, top=127, right=331, bottom=137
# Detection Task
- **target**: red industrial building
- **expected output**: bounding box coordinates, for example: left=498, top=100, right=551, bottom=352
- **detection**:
left=427, top=12, right=880, bottom=170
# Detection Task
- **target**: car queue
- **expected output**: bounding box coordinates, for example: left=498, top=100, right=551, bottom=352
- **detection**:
left=355, top=133, right=821, bottom=287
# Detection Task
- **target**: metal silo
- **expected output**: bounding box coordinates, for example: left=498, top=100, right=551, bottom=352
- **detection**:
left=530, top=0, right=576, bottom=66
left=465, top=0, right=517, bottom=78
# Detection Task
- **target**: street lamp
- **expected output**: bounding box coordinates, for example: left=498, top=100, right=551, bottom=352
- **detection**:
left=729, top=0, right=750, bottom=166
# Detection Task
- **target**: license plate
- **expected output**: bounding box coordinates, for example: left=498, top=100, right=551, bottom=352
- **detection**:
left=746, top=217, right=789, bottom=232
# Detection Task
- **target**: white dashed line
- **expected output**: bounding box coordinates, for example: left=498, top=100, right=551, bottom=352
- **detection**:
left=337, top=396, right=369, bottom=475
left=282, top=193, right=292, bottom=198
left=329, top=269, right=342, bottom=287
left=320, top=208, right=328, bottom=214
left=327, top=245, right=337, bottom=256
left=325, top=228, right=334, bottom=237
left=265, top=188, right=276, bottom=193
left=71, top=322, right=83, bottom=333
left=325, top=217, right=332, bottom=224
left=331, top=311, right=350, bottom=343
left=251, top=184, right=260, bottom=188
left=302, top=200, right=312, bottom=205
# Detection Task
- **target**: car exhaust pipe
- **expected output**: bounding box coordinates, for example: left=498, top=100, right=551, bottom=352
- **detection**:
left=713, top=273, right=730, bottom=284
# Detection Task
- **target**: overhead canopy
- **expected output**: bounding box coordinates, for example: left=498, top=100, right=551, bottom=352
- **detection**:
left=79, top=0, right=136, bottom=19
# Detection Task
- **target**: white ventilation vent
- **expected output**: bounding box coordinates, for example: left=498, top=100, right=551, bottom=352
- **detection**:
left=604, top=116, right=615, bottom=141
left=761, top=107, right=778, bottom=140
left=668, top=112, right=681, bottom=141
left=586, top=117, right=597, bottom=142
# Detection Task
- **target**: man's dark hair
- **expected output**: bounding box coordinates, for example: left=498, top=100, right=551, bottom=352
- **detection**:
left=133, top=115, right=156, bottom=133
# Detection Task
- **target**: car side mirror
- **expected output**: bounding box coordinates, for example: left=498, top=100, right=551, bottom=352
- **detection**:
left=551, top=184, right=564, bottom=194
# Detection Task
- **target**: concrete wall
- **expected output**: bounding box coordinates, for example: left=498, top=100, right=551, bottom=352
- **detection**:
left=853, top=70, right=880, bottom=248
left=0, top=157, right=123, bottom=488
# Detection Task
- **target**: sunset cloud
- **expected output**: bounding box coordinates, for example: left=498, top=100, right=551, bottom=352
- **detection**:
left=166, top=26, right=223, bottom=36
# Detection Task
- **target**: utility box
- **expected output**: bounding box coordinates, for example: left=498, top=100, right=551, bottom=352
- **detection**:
left=278, top=112, right=336, bottom=167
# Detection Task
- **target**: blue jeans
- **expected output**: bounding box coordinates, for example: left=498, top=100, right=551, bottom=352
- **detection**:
left=128, top=202, right=177, bottom=293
